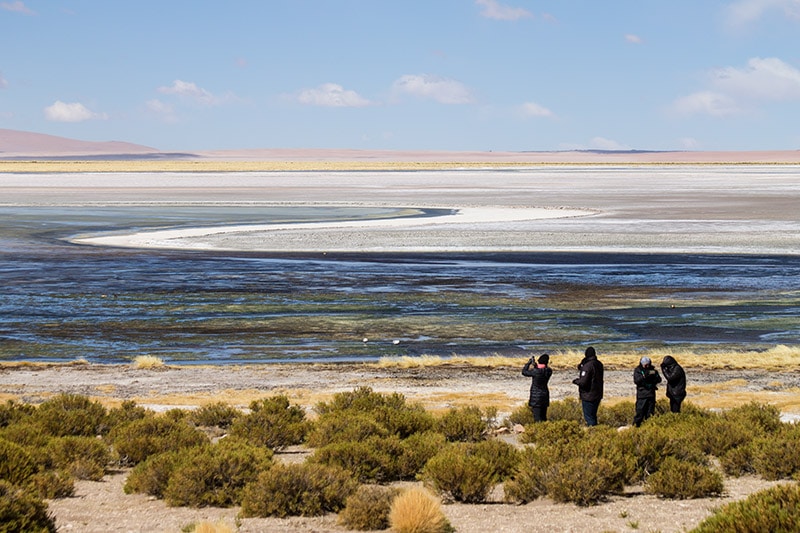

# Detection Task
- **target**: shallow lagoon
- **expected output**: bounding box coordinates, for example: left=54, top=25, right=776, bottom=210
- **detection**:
left=1, top=205, right=798, bottom=364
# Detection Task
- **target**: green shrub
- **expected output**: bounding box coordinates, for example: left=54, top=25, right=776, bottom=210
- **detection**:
left=0, top=421, right=50, bottom=449
left=722, top=401, right=783, bottom=435
left=422, top=443, right=497, bottom=503
left=719, top=445, right=755, bottom=477
left=229, top=395, right=307, bottom=450
left=108, top=415, right=208, bottom=466
left=0, top=439, right=38, bottom=486
left=520, top=419, right=584, bottom=446
left=0, top=400, right=35, bottom=428
left=691, top=482, right=800, bottom=532
left=506, top=403, right=534, bottom=427
left=437, top=405, right=495, bottom=442
left=305, top=411, right=388, bottom=448
left=338, top=484, right=400, bottom=531
left=542, top=455, right=620, bottom=506
left=750, top=432, right=800, bottom=480
left=645, top=456, right=724, bottom=499
left=34, top=394, right=109, bottom=437
left=106, top=400, right=151, bottom=430
left=28, top=470, right=75, bottom=499
left=0, top=480, right=57, bottom=533
left=163, top=438, right=273, bottom=507
left=44, top=436, right=112, bottom=481
left=471, top=439, right=520, bottom=481
left=598, top=400, right=636, bottom=427
left=546, top=397, right=583, bottom=423
left=187, top=402, right=241, bottom=429
left=313, top=387, right=435, bottom=440
left=310, top=436, right=398, bottom=483
left=239, top=463, right=357, bottom=518
left=395, top=431, right=448, bottom=480
left=124, top=450, right=185, bottom=497
left=503, top=446, right=550, bottom=503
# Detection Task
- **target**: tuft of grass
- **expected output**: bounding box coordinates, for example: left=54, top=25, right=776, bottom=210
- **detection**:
left=131, top=355, right=166, bottom=370
left=183, top=520, right=234, bottom=533
left=388, top=486, right=453, bottom=533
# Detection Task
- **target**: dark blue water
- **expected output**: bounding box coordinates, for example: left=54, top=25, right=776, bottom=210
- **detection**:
left=1, top=207, right=798, bottom=364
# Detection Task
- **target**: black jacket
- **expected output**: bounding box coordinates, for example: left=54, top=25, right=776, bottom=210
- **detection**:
left=660, top=356, right=686, bottom=400
left=633, top=364, right=662, bottom=399
left=573, top=354, right=604, bottom=402
left=522, top=359, right=552, bottom=407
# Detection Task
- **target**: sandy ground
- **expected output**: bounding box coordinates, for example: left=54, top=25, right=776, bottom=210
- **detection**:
left=1, top=362, right=796, bottom=533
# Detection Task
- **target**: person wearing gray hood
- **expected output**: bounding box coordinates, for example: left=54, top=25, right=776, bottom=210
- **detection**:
left=660, top=355, right=687, bottom=413
left=633, top=356, right=662, bottom=427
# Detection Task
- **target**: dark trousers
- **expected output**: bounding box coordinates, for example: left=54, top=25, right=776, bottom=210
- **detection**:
left=530, top=405, right=547, bottom=423
left=669, top=397, right=683, bottom=413
left=581, top=399, right=600, bottom=426
left=634, top=397, right=656, bottom=427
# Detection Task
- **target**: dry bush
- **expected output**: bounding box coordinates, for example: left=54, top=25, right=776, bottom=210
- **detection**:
left=239, top=462, right=357, bottom=518
left=124, top=450, right=183, bottom=497
left=520, top=419, right=584, bottom=446
left=503, top=446, right=550, bottom=503
left=388, top=486, right=453, bottom=533
left=338, top=484, right=400, bottom=531
left=131, top=355, right=165, bottom=369
left=395, top=431, right=448, bottom=480
left=310, top=437, right=396, bottom=483
left=506, top=403, right=534, bottom=426
left=692, top=482, right=800, bottom=532
left=185, top=520, right=235, bottom=533
left=28, top=470, right=75, bottom=499
left=645, top=456, right=724, bottom=499
left=545, top=397, right=583, bottom=423
left=749, top=428, right=800, bottom=480
left=44, top=436, right=112, bottom=481
left=0, top=439, right=38, bottom=487
left=187, top=402, right=241, bottom=429
left=597, top=400, right=636, bottom=427
left=305, top=411, right=388, bottom=448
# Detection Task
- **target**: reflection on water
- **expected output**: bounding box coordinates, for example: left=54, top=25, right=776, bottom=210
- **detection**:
left=1, top=206, right=798, bottom=364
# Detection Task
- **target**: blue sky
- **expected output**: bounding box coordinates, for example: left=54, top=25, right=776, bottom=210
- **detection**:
left=1, top=1, right=799, bottom=152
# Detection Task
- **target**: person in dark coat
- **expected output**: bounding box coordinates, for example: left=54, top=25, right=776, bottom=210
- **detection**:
left=633, top=356, right=662, bottom=427
left=522, top=353, right=552, bottom=422
left=660, top=355, right=686, bottom=413
left=572, top=346, right=604, bottom=426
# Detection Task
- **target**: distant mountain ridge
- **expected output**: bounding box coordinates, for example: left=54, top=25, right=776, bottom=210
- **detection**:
left=0, top=128, right=160, bottom=157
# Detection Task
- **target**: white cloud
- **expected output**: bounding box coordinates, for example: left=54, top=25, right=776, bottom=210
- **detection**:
left=672, top=91, right=741, bottom=117
left=1, top=1, right=35, bottom=14
left=0, top=72, right=7, bottom=89
left=145, top=99, right=177, bottom=123
left=625, top=34, right=643, bottom=44
left=391, top=74, right=474, bottom=104
left=672, top=57, right=800, bottom=117
left=519, top=101, right=554, bottom=118
left=589, top=137, right=631, bottom=151
left=157, top=80, right=217, bottom=105
left=43, top=101, right=107, bottom=122
left=678, top=137, right=700, bottom=149
left=295, top=83, right=371, bottom=107
left=476, top=0, right=533, bottom=21
left=726, top=0, right=800, bottom=27
left=711, top=57, right=800, bottom=101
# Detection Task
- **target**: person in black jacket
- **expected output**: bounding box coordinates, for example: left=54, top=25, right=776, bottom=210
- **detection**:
left=522, top=353, right=553, bottom=422
left=572, top=346, right=604, bottom=426
left=633, top=356, right=662, bottom=427
left=660, top=355, right=687, bottom=413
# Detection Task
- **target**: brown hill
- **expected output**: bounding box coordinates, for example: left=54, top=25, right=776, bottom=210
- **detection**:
left=0, top=128, right=160, bottom=158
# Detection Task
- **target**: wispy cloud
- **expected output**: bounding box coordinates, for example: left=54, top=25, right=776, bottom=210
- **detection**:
left=475, top=0, right=533, bottom=21
left=519, top=101, right=555, bottom=118
left=157, top=80, right=219, bottom=106
left=295, top=83, right=371, bottom=107
left=43, top=101, right=108, bottom=122
left=589, top=137, right=631, bottom=151
left=391, top=74, right=474, bottom=104
left=1, top=1, right=35, bottom=15
left=726, top=0, right=800, bottom=27
left=145, top=99, right=178, bottom=123
left=673, top=57, right=800, bottom=116
left=0, top=72, right=8, bottom=89
left=625, top=34, right=643, bottom=44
